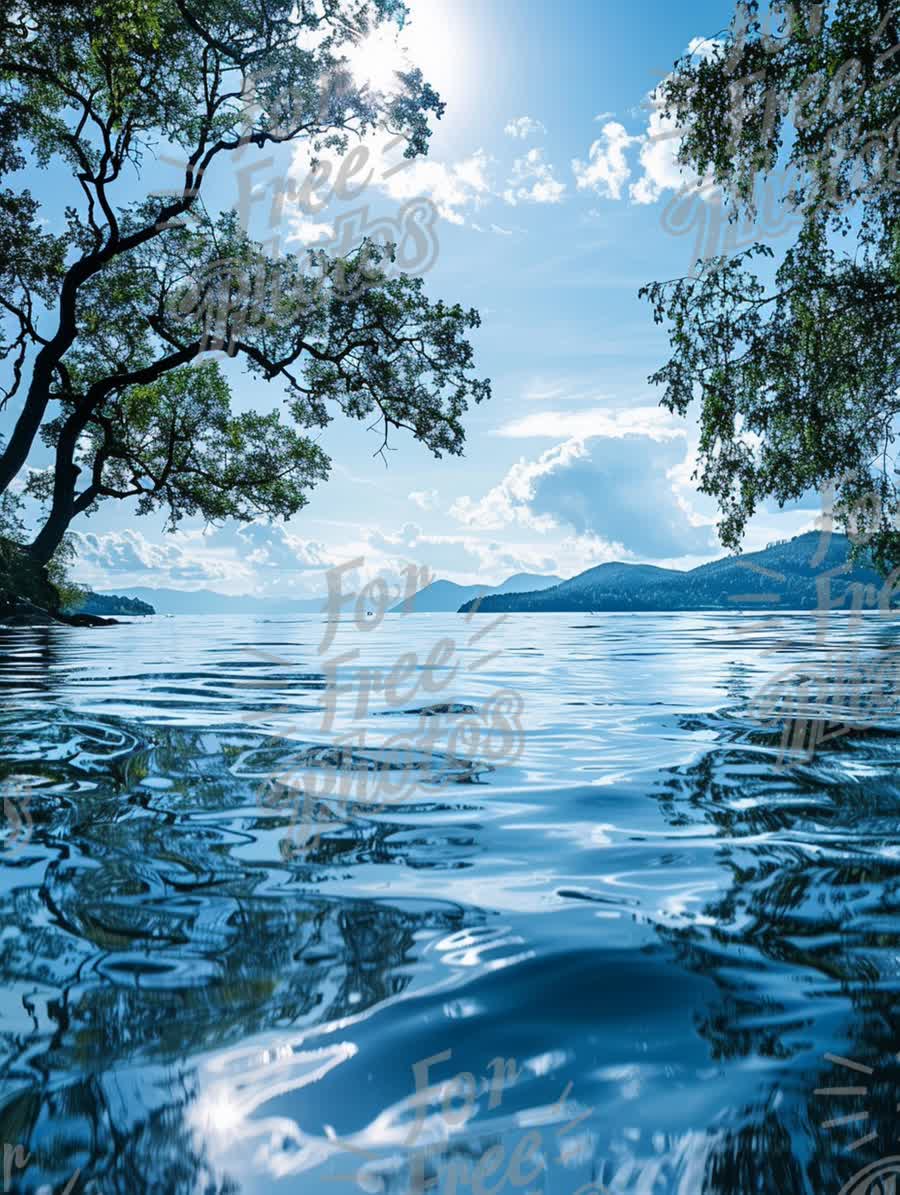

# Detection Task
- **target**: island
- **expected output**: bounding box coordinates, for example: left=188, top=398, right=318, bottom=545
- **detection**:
left=68, top=592, right=156, bottom=618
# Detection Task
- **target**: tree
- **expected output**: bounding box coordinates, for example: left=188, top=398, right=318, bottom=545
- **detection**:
left=0, top=0, right=490, bottom=566
left=640, top=0, right=900, bottom=571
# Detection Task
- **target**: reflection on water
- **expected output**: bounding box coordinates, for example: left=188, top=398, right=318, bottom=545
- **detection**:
left=1, top=612, right=900, bottom=1193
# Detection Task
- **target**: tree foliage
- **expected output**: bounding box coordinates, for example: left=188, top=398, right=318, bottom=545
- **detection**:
left=641, top=0, right=900, bottom=570
left=0, top=0, right=489, bottom=564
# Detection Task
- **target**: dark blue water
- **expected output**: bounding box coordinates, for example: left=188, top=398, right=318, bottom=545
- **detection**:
left=2, top=611, right=900, bottom=1195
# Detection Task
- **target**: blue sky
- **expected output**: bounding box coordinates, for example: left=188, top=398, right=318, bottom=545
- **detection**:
left=5, top=0, right=824, bottom=597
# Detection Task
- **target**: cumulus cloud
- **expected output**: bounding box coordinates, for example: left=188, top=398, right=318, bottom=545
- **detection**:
left=503, top=148, right=566, bottom=206
left=73, top=529, right=186, bottom=574
left=528, top=435, right=716, bottom=558
left=287, top=131, right=492, bottom=232
left=289, top=216, right=335, bottom=245
left=685, top=34, right=723, bottom=61
left=70, top=522, right=335, bottom=594
left=450, top=415, right=716, bottom=559
left=504, top=116, right=547, bottom=140
left=368, top=521, right=425, bottom=552
left=629, top=96, right=707, bottom=205
left=569, top=40, right=719, bottom=209
left=629, top=39, right=720, bottom=204
left=379, top=148, right=493, bottom=225
left=71, top=528, right=245, bottom=592
left=572, top=121, right=642, bottom=200
left=232, top=522, right=331, bottom=571
left=408, top=489, right=439, bottom=510
left=450, top=442, right=583, bottom=532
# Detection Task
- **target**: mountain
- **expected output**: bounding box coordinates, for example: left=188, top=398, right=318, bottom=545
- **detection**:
left=457, top=533, right=891, bottom=613
left=96, top=574, right=564, bottom=617
left=96, top=587, right=327, bottom=615
left=71, top=592, right=155, bottom=616
left=500, top=572, right=566, bottom=595
left=388, top=572, right=564, bottom=614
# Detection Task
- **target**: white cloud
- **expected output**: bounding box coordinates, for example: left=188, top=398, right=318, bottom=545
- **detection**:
left=408, top=489, right=439, bottom=510
left=288, top=215, right=335, bottom=245
left=572, top=121, right=642, bottom=200
left=629, top=95, right=706, bottom=205
left=686, top=35, right=723, bottom=61
left=629, top=39, right=720, bottom=205
left=503, top=148, right=566, bottom=206
left=232, top=522, right=331, bottom=571
left=451, top=430, right=716, bottom=559
left=73, top=529, right=186, bottom=575
left=450, top=407, right=686, bottom=533
left=568, top=40, right=719, bottom=209
left=450, top=441, right=583, bottom=531
left=496, top=406, right=682, bottom=441
left=526, top=434, right=716, bottom=557
left=288, top=131, right=493, bottom=232
left=383, top=149, right=492, bottom=225
left=70, top=522, right=335, bottom=595
left=446, top=385, right=718, bottom=560
left=504, top=116, right=547, bottom=140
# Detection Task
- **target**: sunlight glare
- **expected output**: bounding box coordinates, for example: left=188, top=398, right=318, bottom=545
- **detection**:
left=346, top=21, right=409, bottom=96
left=345, top=2, right=470, bottom=115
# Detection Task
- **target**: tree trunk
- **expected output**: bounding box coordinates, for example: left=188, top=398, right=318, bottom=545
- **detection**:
left=0, top=358, right=57, bottom=496
left=26, top=424, right=82, bottom=566
left=0, top=205, right=193, bottom=498
left=27, top=502, right=74, bottom=566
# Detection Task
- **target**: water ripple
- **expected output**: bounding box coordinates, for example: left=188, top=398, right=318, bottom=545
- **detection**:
left=1, top=612, right=900, bottom=1193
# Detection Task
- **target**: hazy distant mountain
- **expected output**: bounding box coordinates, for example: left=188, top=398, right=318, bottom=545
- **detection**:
left=97, top=587, right=327, bottom=615
left=458, top=533, right=890, bottom=613
left=98, top=575, right=564, bottom=616
left=388, top=572, right=564, bottom=614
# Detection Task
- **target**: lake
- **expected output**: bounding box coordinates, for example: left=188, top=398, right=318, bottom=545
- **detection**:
left=1, top=610, right=899, bottom=1195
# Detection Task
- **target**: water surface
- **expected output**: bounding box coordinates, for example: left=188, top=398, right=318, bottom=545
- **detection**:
left=1, top=611, right=899, bottom=1195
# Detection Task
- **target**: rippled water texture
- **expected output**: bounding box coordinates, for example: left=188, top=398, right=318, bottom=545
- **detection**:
left=2, top=611, right=900, bottom=1195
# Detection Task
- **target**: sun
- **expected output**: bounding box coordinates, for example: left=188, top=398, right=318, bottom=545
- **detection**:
left=344, top=1, right=473, bottom=117
left=345, top=21, right=410, bottom=97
